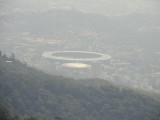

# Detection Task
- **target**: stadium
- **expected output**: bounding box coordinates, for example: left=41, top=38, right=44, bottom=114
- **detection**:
left=42, top=51, right=111, bottom=62
left=42, top=51, right=112, bottom=78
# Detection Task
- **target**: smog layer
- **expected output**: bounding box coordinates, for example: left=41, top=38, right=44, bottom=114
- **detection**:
left=0, top=0, right=160, bottom=92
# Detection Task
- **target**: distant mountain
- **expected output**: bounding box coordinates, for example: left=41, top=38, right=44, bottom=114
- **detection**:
left=0, top=53, right=160, bottom=120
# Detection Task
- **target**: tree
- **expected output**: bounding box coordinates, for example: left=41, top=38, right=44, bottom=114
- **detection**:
left=0, top=104, right=11, bottom=120
left=54, top=116, right=64, bottom=120
left=27, top=116, right=39, bottom=120
left=12, top=115, right=20, bottom=120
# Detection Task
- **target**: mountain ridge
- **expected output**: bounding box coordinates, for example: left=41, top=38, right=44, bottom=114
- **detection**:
left=0, top=53, right=160, bottom=120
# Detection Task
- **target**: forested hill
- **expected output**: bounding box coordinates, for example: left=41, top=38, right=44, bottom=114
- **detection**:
left=0, top=53, right=160, bottom=120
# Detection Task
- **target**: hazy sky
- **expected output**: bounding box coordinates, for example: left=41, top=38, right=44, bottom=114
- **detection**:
left=0, top=0, right=159, bottom=16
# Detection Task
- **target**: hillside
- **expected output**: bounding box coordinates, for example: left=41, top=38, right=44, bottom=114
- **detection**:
left=0, top=53, right=160, bottom=120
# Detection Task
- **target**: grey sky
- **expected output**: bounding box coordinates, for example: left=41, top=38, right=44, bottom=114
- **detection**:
left=0, top=0, right=159, bottom=16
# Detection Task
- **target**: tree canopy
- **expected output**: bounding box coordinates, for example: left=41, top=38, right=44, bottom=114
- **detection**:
left=0, top=52, right=160, bottom=120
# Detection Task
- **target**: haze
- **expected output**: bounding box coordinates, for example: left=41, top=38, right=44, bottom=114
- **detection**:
left=0, top=0, right=160, bottom=15
left=0, top=0, right=160, bottom=92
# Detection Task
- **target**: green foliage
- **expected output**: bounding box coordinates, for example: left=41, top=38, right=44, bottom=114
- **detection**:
left=0, top=52, right=160, bottom=120
left=0, top=104, right=11, bottom=120
left=54, top=116, right=64, bottom=120
left=27, top=116, right=39, bottom=120
left=0, top=103, right=40, bottom=120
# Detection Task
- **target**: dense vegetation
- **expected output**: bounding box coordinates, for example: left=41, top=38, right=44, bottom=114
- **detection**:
left=0, top=52, right=160, bottom=120
left=0, top=103, right=41, bottom=120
